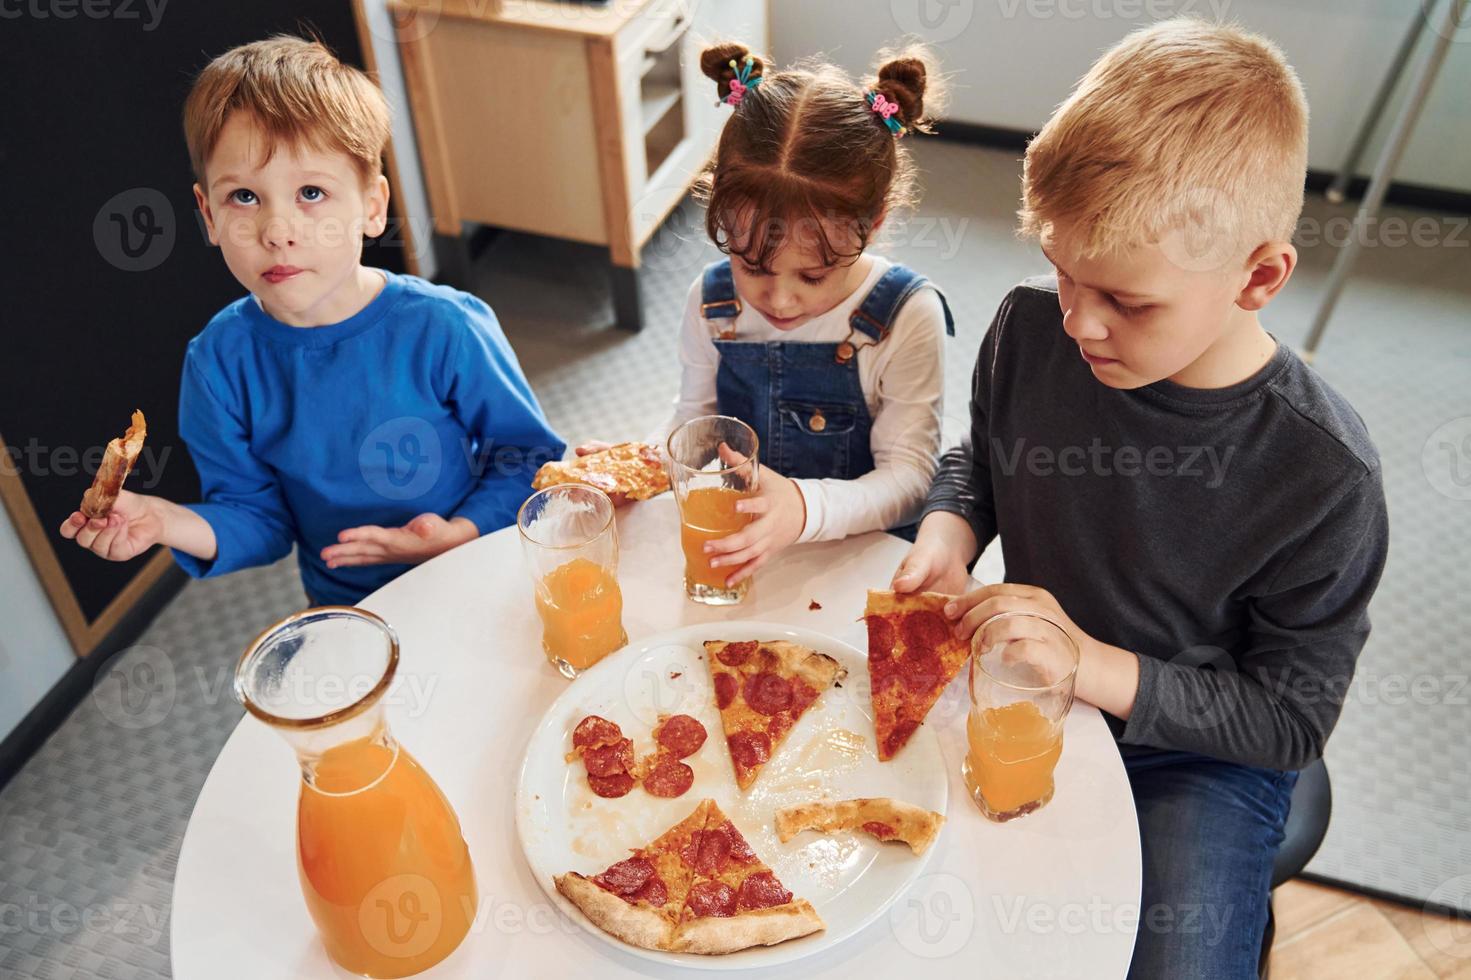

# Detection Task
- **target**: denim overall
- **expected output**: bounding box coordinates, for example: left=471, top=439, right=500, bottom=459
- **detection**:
left=700, top=258, right=954, bottom=534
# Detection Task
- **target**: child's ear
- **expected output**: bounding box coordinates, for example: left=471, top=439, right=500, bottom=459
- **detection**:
left=1236, top=241, right=1296, bottom=312
left=363, top=174, right=390, bottom=239
left=192, top=183, right=219, bottom=245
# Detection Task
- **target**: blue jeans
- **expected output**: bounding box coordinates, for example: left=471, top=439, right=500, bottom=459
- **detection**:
left=1125, top=749, right=1298, bottom=979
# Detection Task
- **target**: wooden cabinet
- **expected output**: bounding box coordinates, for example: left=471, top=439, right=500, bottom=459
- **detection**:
left=391, top=0, right=768, bottom=330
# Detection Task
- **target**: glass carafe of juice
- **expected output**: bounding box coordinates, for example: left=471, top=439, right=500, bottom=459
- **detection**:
left=235, top=607, right=477, bottom=977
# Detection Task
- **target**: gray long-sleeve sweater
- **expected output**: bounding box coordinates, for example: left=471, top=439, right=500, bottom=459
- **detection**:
left=923, top=277, right=1389, bottom=771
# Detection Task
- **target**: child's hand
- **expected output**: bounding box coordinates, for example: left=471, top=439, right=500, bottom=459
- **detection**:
left=322, top=514, right=478, bottom=569
left=891, top=511, right=975, bottom=596
left=703, top=464, right=806, bottom=586
left=944, top=583, right=1096, bottom=659
left=58, top=490, right=163, bottom=561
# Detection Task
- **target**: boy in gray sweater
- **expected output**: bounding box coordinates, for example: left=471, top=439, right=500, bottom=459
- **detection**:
left=894, top=19, right=1388, bottom=977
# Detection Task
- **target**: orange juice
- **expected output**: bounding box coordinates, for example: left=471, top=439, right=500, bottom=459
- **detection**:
left=297, top=736, right=477, bottom=977
left=679, top=486, right=753, bottom=591
left=534, top=556, right=626, bottom=670
left=963, top=701, right=1064, bottom=820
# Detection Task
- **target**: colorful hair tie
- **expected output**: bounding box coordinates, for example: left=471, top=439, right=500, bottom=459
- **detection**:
left=867, top=90, right=907, bottom=137
left=722, top=54, right=762, bottom=106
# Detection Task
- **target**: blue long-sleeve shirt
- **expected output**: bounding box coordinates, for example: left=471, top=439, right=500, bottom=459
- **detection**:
left=173, top=271, right=565, bottom=605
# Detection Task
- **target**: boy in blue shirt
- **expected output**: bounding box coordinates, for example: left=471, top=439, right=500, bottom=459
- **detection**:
left=61, top=36, right=564, bottom=605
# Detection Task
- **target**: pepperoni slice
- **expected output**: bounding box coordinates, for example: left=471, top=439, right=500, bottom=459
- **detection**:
left=572, top=715, right=623, bottom=750
left=587, top=772, right=636, bottom=798
left=684, top=824, right=733, bottom=875
left=630, top=874, right=668, bottom=907
left=867, top=615, right=897, bottom=661
left=789, top=680, right=819, bottom=714
left=883, top=719, right=920, bottom=758
left=643, top=759, right=694, bottom=798
left=592, top=856, right=654, bottom=895
left=902, top=610, right=950, bottom=653
left=583, top=737, right=634, bottom=776
left=719, top=821, right=757, bottom=863
left=713, top=672, right=738, bottom=710
left=862, top=821, right=897, bottom=840
left=656, top=715, right=707, bottom=758
left=900, top=653, right=944, bottom=694
left=736, top=871, right=792, bottom=911
left=743, top=672, right=792, bottom=716
left=727, top=730, right=771, bottom=769
left=717, top=641, right=757, bottom=667
left=685, top=880, right=737, bottom=918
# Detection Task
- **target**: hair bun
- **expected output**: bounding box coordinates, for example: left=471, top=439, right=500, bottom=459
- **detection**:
left=701, top=42, right=765, bottom=102
left=875, top=57, right=927, bottom=127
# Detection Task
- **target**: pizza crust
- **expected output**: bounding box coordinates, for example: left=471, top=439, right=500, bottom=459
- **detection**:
left=668, top=899, right=825, bottom=954
left=774, top=797, right=946, bottom=856
left=81, top=410, right=146, bottom=519
left=864, top=589, right=953, bottom=618
left=554, top=872, right=674, bottom=951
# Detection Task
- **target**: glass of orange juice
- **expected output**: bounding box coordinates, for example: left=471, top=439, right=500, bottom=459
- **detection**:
left=234, top=607, right=477, bottom=978
left=962, top=611, right=1080, bottom=822
left=517, top=484, right=627, bottom=678
left=666, top=415, right=759, bottom=605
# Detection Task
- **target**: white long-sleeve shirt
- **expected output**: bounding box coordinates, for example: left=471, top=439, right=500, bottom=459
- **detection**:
left=651, top=255, right=948, bottom=543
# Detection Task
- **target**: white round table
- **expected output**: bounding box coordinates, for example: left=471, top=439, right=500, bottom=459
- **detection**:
left=173, top=496, right=1141, bottom=978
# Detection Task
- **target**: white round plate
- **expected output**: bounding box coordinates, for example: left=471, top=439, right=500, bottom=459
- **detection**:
left=515, top=620, right=949, bottom=970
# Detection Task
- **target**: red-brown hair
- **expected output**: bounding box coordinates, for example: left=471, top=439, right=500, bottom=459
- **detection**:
left=183, top=35, right=390, bottom=186
left=696, top=43, right=945, bottom=271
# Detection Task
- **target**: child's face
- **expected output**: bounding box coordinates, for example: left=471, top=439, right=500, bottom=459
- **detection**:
left=728, top=219, right=873, bottom=332
left=193, top=112, right=389, bottom=327
left=1042, top=223, right=1262, bottom=389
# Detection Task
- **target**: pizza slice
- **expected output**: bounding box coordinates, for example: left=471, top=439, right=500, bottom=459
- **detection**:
left=669, top=800, right=824, bottom=954
left=703, top=640, right=845, bottom=791
left=554, top=798, right=713, bottom=951
left=80, top=410, right=146, bottom=519
left=532, top=442, right=670, bottom=503
left=864, top=590, right=972, bottom=761
left=774, top=797, right=946, bottom=856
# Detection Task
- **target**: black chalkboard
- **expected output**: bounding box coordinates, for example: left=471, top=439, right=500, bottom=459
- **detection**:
left=0, top=2, right=408, bottom=631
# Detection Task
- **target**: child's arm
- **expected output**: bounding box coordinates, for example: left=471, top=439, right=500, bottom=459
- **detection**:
left=645, top=280, right=720, bottom=448
left=326, top=294, right=564, bottom=569
left=947, top=471, right=1389, bottom=771
left=61, top=356, right=296, bottom=574
left=893, top=306, right=1007, bottom=594
left=59, top=489, right=217, bottom=562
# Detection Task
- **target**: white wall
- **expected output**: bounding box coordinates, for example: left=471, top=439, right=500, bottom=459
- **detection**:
left=772, top=0, right=1471, bottom=193
left=0, top=506, right=75, bottom=741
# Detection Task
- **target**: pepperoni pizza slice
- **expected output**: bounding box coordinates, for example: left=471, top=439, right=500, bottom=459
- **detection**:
left=864, top=590, right=972, bottom=761
left=702, top=640, right=845, bottom=791
left=556, top=798, right=824, bottom=954
left=555, top=798, right=713, bottom=950
left=669, top=800, right=824, bottom=953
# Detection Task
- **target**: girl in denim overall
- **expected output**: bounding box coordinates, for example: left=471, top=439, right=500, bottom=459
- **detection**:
left=582, top=43, right=954, bottom=589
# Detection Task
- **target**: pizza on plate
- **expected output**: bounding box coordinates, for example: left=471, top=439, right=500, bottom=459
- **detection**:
left=80, top=410, right=147, bottom=519
left=532, top=442, right=669, bottom=503
left=555, top=798, right=824, bottom=954
left=864, top=590, right=972, bottom=760
left=774, top=797, right=946, bottom=856
left=702, top=640, right=845, bottom=791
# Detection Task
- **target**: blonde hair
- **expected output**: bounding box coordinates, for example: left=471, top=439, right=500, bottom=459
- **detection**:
left=1020, top=18, right=1308, bottom=263
left=183, top=35, right=390, bottom=185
